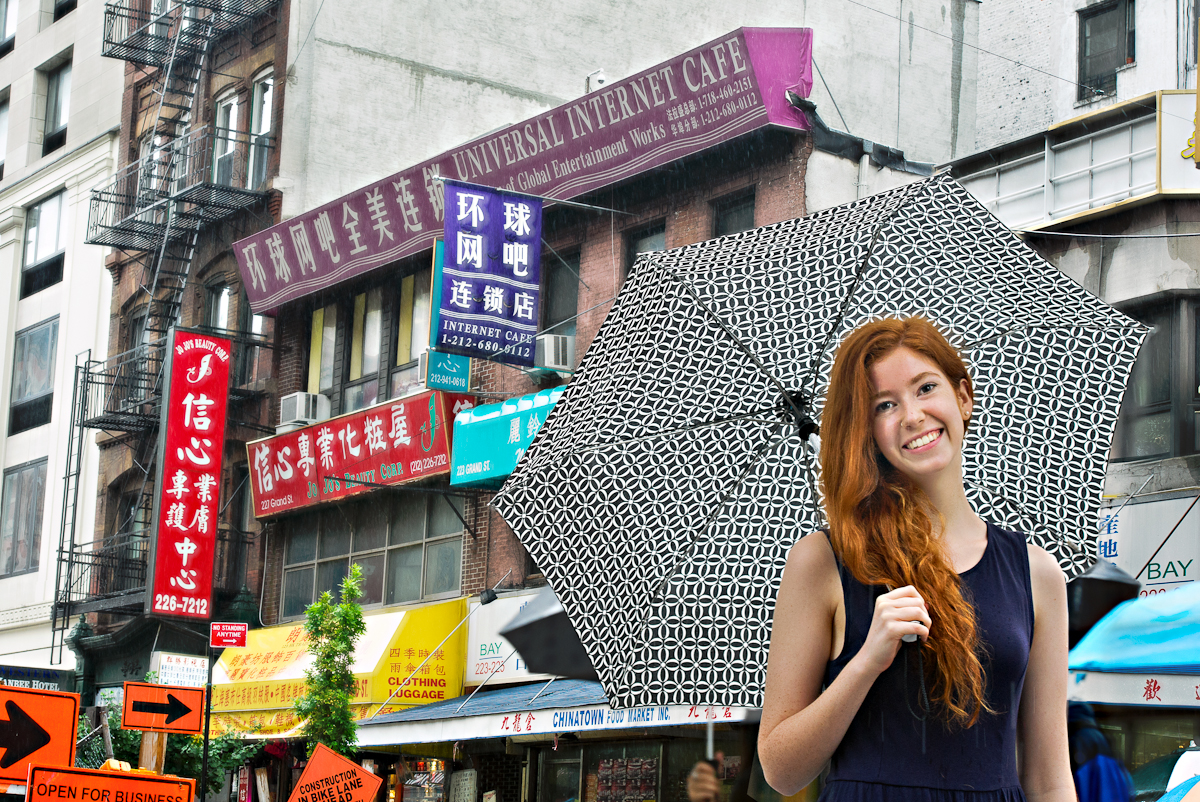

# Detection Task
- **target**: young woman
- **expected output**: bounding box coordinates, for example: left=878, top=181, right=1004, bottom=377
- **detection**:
left=758, top=317, right=1073, bottom=801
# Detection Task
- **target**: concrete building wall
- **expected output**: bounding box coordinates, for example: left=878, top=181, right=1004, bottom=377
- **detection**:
left=277, top=0, right=980, bottom=219
left=0, top=0, right=122, bottom=670
left=974, top=0, right=1195, bottom=153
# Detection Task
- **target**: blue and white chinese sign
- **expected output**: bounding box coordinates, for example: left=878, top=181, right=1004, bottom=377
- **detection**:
left=450, top=386, right=564, bottom=488
left=433, top=179, right=542, bottom=367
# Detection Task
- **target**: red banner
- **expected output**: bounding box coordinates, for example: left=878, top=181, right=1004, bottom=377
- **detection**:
left=247, top=390, right=473, bottom=518
left=148, top=330, right=232, bottom=620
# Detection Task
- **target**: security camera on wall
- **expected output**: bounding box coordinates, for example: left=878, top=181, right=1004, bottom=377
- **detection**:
left=586, top=69, right=607, bottom=93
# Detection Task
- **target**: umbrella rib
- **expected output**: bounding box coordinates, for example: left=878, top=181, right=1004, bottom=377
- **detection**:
left=963, top=478, right=1086, bottom=553
left=803, top=180, right=925, bottom=393
left=645, top=420, right=787, bottom=611
left=962, top=322, right=1149, bottom=351
left=652, top=255, right=811, bottom=424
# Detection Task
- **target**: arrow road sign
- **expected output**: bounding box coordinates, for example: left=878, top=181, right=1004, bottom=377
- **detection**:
left=122, top=682, right=206, bottom=734
left=0, top=700, right=49, bottom=768
left=0, top=686, right=78, bottom=783
left=132, top=693, right=193, bottom=725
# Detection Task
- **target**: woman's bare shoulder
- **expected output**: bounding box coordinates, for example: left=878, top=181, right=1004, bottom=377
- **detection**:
left=779, top=530, right=841, bottom=608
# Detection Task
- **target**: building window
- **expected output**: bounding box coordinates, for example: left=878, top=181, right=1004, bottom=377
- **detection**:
left=713, top=191, right=755, bottom=237
left=247, top=71, right=272, bottom=190
left=213, top=91, right=238, bottom=186
left=392, top=266, right=431, bottom=399
left=42, top=60, right=70, bottom=156
left=21, top=191, right=65, bottom=297
left=0, top=460, right=46, bottom=577
left=205, top=283, right=232, bottom=331
left=543, top=251, right=580, bottom=337
left=1078, top=0, right=1135, bottom=101
left=280, top=493, right=463, bottom=618
left=1110, top=298, right=1200, bottom=461
left=0, top=0, right=15, bottom=58
left=10, top=318, right=58, bottom=435
left=0, top=98, right=9, bottom=181
left=625, top=221, right=666, bottom=284
left=52, top=0, right=74, bottom=21
left=345, top=287, right=382, bottom=412
left=307, top=302, right=338, bottom=394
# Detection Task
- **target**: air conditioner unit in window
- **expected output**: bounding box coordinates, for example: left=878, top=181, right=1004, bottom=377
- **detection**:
left=532, top=334, right=574, bottom=375
left=278, top=391, right=330, bottom=432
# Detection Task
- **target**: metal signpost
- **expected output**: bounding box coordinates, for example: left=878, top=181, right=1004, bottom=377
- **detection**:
left=201, top=623, right=247, bottom=802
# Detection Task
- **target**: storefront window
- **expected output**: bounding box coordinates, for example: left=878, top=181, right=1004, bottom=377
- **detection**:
left=10, top=318, right=58, bottom=434
left=1110, top=297, right=1200, bottom=461
left=346, top=287, right=382, bottom=412
left=307, top=303, right=338, bottom=394
left=280, top=491, right=463, bottom=617
left=625, top=222, right=665, bottom=285
left=713, top=192, right=755, bottom=237
left=543, top=252, right=580, bottom=338
left=393, top=266, right=432, bottom=399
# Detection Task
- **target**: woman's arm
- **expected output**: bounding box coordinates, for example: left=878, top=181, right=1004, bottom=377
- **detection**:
left=757, top=533, right=931, bottom=794
left=1017, top=545, right=1074, bottom=802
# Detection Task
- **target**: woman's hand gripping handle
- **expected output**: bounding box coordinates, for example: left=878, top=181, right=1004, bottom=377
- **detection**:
left=853, top=585, right=931, bottom=675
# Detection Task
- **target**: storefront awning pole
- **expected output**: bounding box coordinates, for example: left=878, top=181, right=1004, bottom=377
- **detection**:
left=367, top=570, right=512, bottom=718
left=454, top=649, right=517, bottom=713
left=527, top=677, right=555, bottom=706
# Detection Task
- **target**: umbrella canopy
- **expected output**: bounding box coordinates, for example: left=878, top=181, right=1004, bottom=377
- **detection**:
left=499, top=585, right=599, bottom=680
left=493, top=173, right=1146, bottom=709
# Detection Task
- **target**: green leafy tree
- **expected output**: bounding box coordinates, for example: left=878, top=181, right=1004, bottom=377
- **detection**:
left=294, top=562, right=366, bottom=757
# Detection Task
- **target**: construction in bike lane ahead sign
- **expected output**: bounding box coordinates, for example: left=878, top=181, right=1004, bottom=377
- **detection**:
left=288, top=745, right=381, bottom=802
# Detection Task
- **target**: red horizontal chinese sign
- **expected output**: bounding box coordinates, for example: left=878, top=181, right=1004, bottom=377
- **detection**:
left=248, top=390, right=473, bottom=518
left=148, top=330, right=232, bottom=620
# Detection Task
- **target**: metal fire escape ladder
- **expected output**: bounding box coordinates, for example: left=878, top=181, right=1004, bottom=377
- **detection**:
left=53, top=0, right=276, bottom=664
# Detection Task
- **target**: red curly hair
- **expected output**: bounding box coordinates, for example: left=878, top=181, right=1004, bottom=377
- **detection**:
left=821, top=316, right=990, bottom=727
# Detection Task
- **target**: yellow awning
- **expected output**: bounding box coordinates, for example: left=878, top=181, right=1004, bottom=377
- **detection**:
left=211, top=598, right=467, bottom=738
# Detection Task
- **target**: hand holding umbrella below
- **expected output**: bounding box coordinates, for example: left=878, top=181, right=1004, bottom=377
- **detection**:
left=686, top=752, right=722, bottom=802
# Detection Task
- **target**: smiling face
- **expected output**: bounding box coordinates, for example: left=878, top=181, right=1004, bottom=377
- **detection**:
left=869, top=346, right=973, bottom=487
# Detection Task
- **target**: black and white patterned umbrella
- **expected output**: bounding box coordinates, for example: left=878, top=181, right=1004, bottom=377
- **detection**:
left=491, top=174, right=1146, bottom=710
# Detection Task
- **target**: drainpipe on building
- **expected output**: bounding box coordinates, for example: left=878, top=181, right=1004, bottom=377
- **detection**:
left=857, top=143, right=874, bottom=200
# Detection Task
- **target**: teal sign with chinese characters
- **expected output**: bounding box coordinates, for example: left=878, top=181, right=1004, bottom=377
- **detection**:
left=425, top=349, right=472, bottom=392
left=450, top=387, right=565, bottom=488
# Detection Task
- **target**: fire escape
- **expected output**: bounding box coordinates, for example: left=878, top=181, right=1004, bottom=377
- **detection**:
left=52, top=0, right=277, bottom=663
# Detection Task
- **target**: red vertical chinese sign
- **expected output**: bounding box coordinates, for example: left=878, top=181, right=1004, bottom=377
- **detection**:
left=147, top=329, right=232, bottom=619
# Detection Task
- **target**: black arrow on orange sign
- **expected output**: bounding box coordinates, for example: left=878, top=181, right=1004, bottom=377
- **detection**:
left=132, top=694, right=193, bottom=725
left=0, top=700, right=51, bottom=768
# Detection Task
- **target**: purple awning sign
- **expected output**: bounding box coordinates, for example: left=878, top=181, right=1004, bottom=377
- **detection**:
left=434, top=180, right=543, bottom=367
left=234, top=27, right=814, bottom=314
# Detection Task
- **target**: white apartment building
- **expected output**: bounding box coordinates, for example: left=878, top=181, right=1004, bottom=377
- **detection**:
left=0, top=0, right=122, bottom=676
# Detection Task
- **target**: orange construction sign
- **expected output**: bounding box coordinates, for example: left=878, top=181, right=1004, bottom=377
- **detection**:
left=0, top=686, right=78, bottom=784
left=27, top=763, right=194, bottom=802
left=287, top=744, right=382, bottom=802
left=121, top=682, right=205, bottom=735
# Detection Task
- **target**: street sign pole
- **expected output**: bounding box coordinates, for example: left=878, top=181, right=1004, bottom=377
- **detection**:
left=200, top=642, right=214, bottom=802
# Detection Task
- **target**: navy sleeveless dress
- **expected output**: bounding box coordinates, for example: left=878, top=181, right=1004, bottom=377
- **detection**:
left=820, top=521, right=1035, bottom=802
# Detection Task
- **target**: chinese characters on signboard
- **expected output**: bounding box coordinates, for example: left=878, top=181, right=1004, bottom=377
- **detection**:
left=233, top=28, right=813, bottom=314
left=247, top=390, right=473, bottom=517
left=433, top=180, right=542, bottom=367
left=149, top=330, right=232, bottom=620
